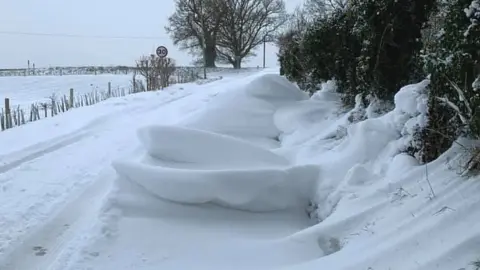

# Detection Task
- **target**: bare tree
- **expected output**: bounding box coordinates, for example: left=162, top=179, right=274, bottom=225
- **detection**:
left=275, top=6, right=309, bottom=52
left=275, top=0, right=340, bottom=46
left=153, top=58, right=176, bottom=88
left=303, top=0, right=347, bottom=19
left=130, top=69, right=146, bottom=93
left=285, top=6, right=310, bottom=35
left=136, top=55, right=176, bottom=90
left=303, top=0, right=328, bottom=18
left=136, top=55, right=153, bottom=91
left=216, top=0, right=288, bottom=69
left=305, top=0, right=350, bottom=10
left=165, top=0, right=225, bottom=67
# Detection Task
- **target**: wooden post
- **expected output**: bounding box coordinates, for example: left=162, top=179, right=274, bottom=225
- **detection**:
left=263, top=35, right=266, bottom=68
left=146, top=61, right=149, bottom=91
left=108, top=82, right=112, bottom=97
left=69, top=88, right=74, bottom=109
left=4, top=98, right=11, bottom=129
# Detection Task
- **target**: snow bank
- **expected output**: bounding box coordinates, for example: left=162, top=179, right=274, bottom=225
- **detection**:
left=271, top=79, right=480, bottom=270
left=180, top=74, right=309, bottom=146
left=274, top=80, right=344, bottom=147
left=113, top=126, right=318, bottom=212
left=137, top=125, right=289, bottom=167
left=112, top=74, right=319, bottom=212
left=113, top=160, right=318, bottom=212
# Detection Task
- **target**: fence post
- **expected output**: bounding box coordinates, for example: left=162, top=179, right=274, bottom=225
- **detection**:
left=4, top=98, right=11, bottom=129
left=69, top=88, right=74, bottom=109
left=108, top=82, right=112, bottom=97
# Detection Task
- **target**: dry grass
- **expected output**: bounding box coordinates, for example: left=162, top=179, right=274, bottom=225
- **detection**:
left=463, top=145, right=480, bottom=176
left=443, top=141, right=480, bottom=178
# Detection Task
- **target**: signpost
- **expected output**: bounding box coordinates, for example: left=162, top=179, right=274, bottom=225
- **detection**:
left=156, top=46, right=168, bottom=58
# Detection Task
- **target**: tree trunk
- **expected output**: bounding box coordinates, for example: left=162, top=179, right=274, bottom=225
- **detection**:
left=233, top=56, right=242, bottom=69
left=204, top=43, right=217, bottom=68
left=203, top=41, right=217, bottom=68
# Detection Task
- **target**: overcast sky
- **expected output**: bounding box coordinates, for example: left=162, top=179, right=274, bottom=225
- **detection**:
left=0, top=0, right=302, bottom=69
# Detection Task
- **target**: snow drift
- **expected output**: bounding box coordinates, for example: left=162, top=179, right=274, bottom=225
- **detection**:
left=271, top=79, right=480, bottom=270
left=113, top=126, right=319, bottom=212
left=135, top=125, right=289, bottom=168
left=71, top=72, right=480, bottom=270
left=179, top=73, right=309, bottom=148
left=112, top=74, right=319, bottom=212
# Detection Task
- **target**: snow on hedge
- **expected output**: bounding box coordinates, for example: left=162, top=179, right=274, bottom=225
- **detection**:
left=269, top=78, right=480, bottom=270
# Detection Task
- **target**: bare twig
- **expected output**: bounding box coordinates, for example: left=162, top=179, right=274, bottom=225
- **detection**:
left=425, top=161, right=436, bottom=199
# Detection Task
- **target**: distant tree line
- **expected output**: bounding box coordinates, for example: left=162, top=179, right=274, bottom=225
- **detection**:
left=277, top=0, right=479, bottom=164
left=165, top=0, right=288, bottom=69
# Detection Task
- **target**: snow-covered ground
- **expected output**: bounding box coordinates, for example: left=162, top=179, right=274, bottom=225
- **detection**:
left=0, top=74, right=133, bottom=110
left=0, top=68, right=259, bottom=112
left=0, top=69, right=479, bottom=270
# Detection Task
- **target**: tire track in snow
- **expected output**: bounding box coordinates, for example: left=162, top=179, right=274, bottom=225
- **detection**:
left=0, top=107, right=120, bottom=175
left=0, top=132, right=90, bottom=174
left=0, top=91, right=192, bottom=175
left=0, top=168, right=113, bottom=270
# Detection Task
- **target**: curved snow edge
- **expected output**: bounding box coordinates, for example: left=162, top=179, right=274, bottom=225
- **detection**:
left=112, top=160, right=320, bottom=212
left=137, top=125, right=289, bottom=167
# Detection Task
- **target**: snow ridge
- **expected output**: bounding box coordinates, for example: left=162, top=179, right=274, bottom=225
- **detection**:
left=112, top=74, right=319, bottom=212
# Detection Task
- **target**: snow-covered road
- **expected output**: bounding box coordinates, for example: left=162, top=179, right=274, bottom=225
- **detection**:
left=48, top=71, right=321, bottom=270
left=0, top=71, right=262, bottom=269
left=72, top=181, right=317, bottom=270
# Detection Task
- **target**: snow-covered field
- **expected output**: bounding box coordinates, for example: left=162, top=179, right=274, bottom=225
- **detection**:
left=0, top=69, right=479, bottom=270
left=0, top=68, right=259, bottom=112
left=0, top=74, right=132, bottom=110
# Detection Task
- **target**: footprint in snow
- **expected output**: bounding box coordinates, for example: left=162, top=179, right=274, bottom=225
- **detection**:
left=32, top=246, right=47, bottom=256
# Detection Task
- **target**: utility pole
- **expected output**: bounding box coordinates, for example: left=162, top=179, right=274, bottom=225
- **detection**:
left=263, top=36, right=266, bottom=68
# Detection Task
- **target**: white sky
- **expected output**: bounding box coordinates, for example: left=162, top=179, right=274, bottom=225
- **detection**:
left=0, top=0, right=302, bottom=69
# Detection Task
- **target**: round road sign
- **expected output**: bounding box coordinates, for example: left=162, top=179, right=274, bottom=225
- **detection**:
left=156, top=46, right=168, bottom=58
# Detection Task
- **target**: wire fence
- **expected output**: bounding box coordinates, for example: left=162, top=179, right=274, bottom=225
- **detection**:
left=0, top=68, right=225, bottom=131
left=0, top=66, right=226, bottom=77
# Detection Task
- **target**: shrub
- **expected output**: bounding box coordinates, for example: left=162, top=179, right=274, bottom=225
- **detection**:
left=420, top=0, right=480, bottom=162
